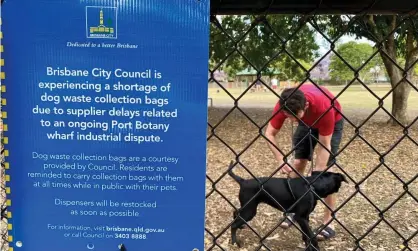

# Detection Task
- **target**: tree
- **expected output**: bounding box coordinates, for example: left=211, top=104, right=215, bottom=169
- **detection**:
left=329, top=41, right=384, bottom=82
left=209, top=15, right=246, bottom=79
left=321, top=15, right=418, bottom=125
left=209, top=15, right=319, bottom=82
left=280, top=59, right=312, bottom=82
left=398, top=57, right=418, bottom=85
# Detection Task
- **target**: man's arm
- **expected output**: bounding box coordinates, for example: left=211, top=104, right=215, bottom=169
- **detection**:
left=315, top=133, right=332, bottom=171
left=265, top=122, right=294, bottom=174
left=315, top=111, right=335, bottom=171
left=267, top=103, right=286, bottom=162
left=265, top=122, right=283, bottom=162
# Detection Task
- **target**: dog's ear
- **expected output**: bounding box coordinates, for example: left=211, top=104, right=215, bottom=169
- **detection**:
left=339, top=173, right=348, bottom=183
left=311, top=170, right=322, bottom=176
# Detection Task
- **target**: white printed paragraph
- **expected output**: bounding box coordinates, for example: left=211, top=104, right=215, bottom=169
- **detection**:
left=32, top=67, right=179, bottom=144
left=31, top=152, right=184, bottom=218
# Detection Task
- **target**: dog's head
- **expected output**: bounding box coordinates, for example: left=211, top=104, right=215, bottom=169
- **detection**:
left=309, top=171, right=348, bottom=198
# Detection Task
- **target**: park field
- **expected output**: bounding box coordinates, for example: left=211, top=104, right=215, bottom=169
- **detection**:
left=208, top=84, right=418, bottom=113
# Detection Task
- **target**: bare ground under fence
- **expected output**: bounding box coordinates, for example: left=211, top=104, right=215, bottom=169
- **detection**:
left=1, top=110, right=417, bottom=251
left=205, top=107, right=418, bottom=251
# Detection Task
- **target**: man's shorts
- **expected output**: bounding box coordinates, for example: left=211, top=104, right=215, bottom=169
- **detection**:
left=292, top=118, right=344, bottom=167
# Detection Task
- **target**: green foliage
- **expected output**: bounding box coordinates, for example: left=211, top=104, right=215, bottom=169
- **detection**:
left=316, top=15, right=418, bottom=69
left=397, top=57, right=418, bottom=76
left=329, top=41, right=384, bottom=82
left=209, top=15, right=319, bottom=80
left=318, top=14, right=418, bottom=122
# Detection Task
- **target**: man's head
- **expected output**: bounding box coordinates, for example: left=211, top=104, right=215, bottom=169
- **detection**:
left=279, top=88, right=308, bottom=122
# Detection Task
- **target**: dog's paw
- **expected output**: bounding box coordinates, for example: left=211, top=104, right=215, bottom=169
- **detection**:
left=235, top=240, right=243, bottom=248
left=305, top=245, right=320, bottom=251
left=231, top=240, right=243, bottom=248
left=298, top=242, right=319, bottom=251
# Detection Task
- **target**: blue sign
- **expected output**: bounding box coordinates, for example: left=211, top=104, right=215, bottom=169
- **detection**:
left=2, top=0, right=210, bottom=250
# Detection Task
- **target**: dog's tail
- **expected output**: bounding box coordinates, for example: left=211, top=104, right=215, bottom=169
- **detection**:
left=228, top=160, right=245, bottom=185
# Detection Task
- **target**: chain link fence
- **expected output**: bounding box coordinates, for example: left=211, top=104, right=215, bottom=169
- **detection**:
left=205, top=2, right=417, bottom=251
left=1, top=1, right=418, bottom=251
left=1, top=127, right=7, bottom=251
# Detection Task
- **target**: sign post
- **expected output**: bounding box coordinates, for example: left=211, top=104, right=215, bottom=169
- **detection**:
left=2, top=0, right=210, bottom=250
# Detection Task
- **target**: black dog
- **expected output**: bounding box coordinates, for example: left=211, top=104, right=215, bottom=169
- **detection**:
left=227, top=160, right=347, bottom=250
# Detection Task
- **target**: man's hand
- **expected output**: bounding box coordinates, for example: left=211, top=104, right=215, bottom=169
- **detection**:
left=279, top=162, right=294, bottom=174
left=265, top=122, right=298, bottom=175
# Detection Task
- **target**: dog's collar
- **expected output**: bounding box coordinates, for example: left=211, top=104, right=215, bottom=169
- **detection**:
left=286, top=177, right=297, bottom=201
left=286, top=177, right=317, bottom=201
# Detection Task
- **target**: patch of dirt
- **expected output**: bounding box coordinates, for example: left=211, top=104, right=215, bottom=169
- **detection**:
left=205, top=107, right=418, bottom=251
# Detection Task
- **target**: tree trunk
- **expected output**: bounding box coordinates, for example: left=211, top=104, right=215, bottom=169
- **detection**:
left=367, top=15, right=416, bottom=126
left=379, top=51, right=411, bottom=126
left=390, top=80, right=410, bottom=125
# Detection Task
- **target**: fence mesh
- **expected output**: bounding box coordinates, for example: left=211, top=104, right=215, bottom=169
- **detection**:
left=1, top=2, right=418, bottom=251
left=1, top=128, right=7, bottom=251
left=205, top=4, right=418, bottom=251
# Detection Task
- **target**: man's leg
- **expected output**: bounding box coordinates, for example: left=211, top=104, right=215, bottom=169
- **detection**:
left=280, top=123, right=317, bottom=229
left=289, top=159, right=308, bottom=178
left=317, top=118, right=344, bottom=241
left=289, top=122, right=318, bottom=177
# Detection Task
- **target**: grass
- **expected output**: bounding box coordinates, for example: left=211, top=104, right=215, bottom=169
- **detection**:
left=208, top=84, right=418, bottom=111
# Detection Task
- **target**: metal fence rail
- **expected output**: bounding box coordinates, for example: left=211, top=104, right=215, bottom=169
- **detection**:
left=1, top=1, right=418, bottom=251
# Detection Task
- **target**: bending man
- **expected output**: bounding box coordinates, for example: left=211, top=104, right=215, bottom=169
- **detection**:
left=265, top=83, right=344, bottom=241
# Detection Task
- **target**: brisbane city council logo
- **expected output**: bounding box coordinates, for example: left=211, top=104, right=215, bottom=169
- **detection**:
left=86, top=6, right=118, bottom=39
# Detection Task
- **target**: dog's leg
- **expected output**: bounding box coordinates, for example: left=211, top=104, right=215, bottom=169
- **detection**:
left=230, top=227, right=240, bottom=248
left=231, top=204, right=257, bottom=248
left=232, top=210, right=246, bottom=229
left=293, top=214, right=319, bottom=251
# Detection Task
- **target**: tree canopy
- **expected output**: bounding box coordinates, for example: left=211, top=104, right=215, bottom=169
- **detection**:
left=209, top=14, right=418, bottom=124
left=329, top=41, right=384, bottom=82
left=325, top=15, right=418, bottom=124
left=209, top=15, right=319, bottom=81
